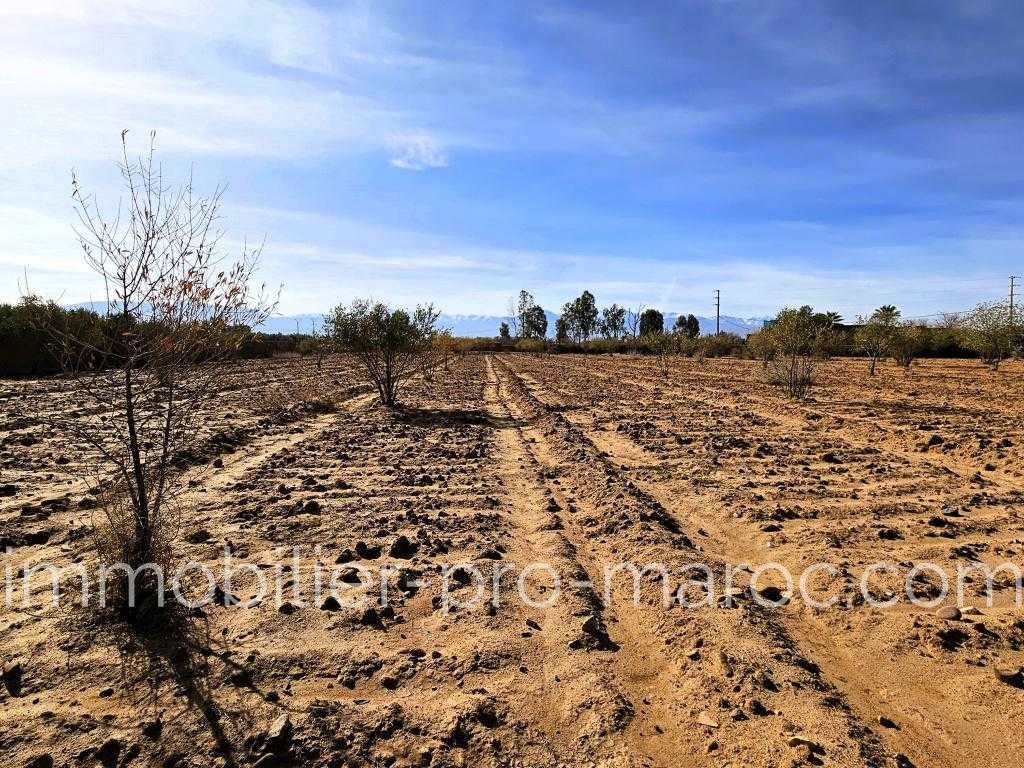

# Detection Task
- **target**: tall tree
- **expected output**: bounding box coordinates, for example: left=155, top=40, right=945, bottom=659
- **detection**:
left=600, top=303, right=626, bottom=339
left=524, top=304, right=548, bottom=339
left=639, top=308, right=664, bottom=336
left=561, top=290, right=599, bottom=343
left=674, top=313, right=700, bottom=339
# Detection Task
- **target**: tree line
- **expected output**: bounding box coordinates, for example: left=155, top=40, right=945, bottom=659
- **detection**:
left=501, top=289, right=701, bottom=344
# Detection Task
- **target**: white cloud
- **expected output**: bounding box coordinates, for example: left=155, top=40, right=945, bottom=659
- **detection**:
left=388, top=135, right=450, bottom=171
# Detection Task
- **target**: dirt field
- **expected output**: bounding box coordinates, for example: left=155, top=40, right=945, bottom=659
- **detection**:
left=2, top=354, right=1023, bottom=768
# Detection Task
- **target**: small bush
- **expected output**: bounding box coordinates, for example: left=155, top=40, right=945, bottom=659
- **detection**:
left=515, top=337, right=548, bottom=354
left=763, top=308, right=819, bottom=398
left=698, top=332, right=745, bottom=358
left=326, top=299, right=439, bottom=406
left=889, top=322, right=927, bottom=370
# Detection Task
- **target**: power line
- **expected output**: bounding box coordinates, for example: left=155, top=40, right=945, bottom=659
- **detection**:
left=714, top=289, right=720, bottom=335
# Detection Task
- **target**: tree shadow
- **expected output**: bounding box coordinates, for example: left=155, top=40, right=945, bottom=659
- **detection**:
left=95, top=605, right=258, bottom=768
left=391, top=405, right=505, bottom=429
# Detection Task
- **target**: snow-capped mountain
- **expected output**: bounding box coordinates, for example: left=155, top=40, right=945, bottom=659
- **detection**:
left=71, top=303, right=767, bottom=338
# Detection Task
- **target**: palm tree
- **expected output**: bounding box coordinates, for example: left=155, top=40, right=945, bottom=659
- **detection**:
left=872, top=305, right=901, bottom=326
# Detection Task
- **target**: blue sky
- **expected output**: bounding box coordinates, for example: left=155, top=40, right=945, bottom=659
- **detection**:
left=2, top=0, right=1023, bottom=320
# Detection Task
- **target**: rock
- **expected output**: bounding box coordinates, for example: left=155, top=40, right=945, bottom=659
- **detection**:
left=359, top=607, right=384, bottom=628
left=337, top=567, right=361, bottom=584
left=99, top=686, right=114, bottom=698
left=213, top=586, right=240, bottom=607
left=878, top=715, right=899, bottom=729
left=994, top=665, right=1024, bottom=687
left=321, top=596, right=341, bottom=611
left=388, top=535, right=418, bottom=559
left=569, top=615, right=619, bottom=650
left=695, top=711, right=719, bottom=728
left=0, top=484, right=18, bottom=497
left=355, top=541, right=381, bottom=559
left=2, top=660, right=23, bottom=696
left=397, top=568, right=421, bottom=595
left=752, top=585, right=789, bottom=605
left=278, top=601, right=299, bottom=615
left=186, top=528, right=211, bottom=544
left=141, top=719, right=163, bottom=740
left=746, top=698, right=769, bottom=716
left=96, top=737, right=122, bottom=768
left=212, top=457, right=224, bottom=468
left=787, top=736, right=822, bottom=752
left=25, top=755, right=53, bottom=768
left=936, top=606, right=961, bottom=621
left=265, top=713, right=293, bottom=751
left=302, top=499, right=321, bottom=514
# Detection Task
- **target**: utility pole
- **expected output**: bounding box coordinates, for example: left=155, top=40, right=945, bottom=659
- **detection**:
left=1012, top=276, right=1019, bottom=356
left=1011, top=275, right=1018, bottom=327
left=714, top=289, right=721, bottom=335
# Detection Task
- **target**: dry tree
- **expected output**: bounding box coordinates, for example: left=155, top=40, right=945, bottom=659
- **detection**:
left=34, top=131, right=276, bottom=619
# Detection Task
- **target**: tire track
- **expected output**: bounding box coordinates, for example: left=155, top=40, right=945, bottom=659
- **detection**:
left=496, top=353, right=890, bottom=768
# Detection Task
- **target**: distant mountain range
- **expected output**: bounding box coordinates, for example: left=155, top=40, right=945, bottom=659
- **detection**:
left=70, top=303, right=768, bottom=338
left=258, top=311, right=768, bottom=338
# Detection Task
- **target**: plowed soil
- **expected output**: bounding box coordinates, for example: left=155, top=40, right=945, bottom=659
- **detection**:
left=1, top=354, right=1022, bottom=768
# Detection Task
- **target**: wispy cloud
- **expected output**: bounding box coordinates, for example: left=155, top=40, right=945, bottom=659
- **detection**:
left=388, top=135, right=449, bottom=171
left=2, top=1, right=1023, bottom=318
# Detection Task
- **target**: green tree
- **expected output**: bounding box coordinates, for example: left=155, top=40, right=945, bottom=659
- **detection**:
left=524, top=305, right=548, bottom=339
left=561, top=290, right=599, bottom=342
left=765, top=308, right=820, bottom=398
left=326, top=299, right=439, bottom=406
left=959, top=300, right=1015, bottom=368
left=639, top=308, right=664, bottom=336
left=854, top=316, right=891, bottom=376
left=599, top=303, right=626, bottom=339
left=889, top=321, right=927, bottom=370
left=874, top=305, right=901, bottom=325
left=674, top=313, right=700, bottom=339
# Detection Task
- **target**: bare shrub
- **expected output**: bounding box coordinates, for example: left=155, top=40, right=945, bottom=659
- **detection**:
left=767, top=354, right=815, bottom=398
left=325, top=299, right=439, bottom=406
left=649, top=332, right=678, bottom=379
left=33, top=132, right=275, bottom=618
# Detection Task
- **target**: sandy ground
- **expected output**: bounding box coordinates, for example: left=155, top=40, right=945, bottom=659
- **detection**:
left=1, top=354, right=1022, bottom=768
